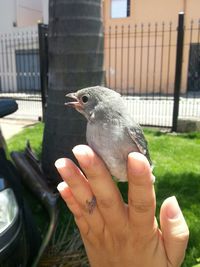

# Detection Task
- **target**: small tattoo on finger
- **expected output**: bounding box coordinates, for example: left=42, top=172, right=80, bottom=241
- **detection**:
left=86, top=196, right=96, bottom=214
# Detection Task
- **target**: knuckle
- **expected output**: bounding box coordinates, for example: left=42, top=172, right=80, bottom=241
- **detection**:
left=97, top=197, right=116, bottom=209
left=172, top=228, right=190, bottom=243
left=129, top=198, right=152, bottom=213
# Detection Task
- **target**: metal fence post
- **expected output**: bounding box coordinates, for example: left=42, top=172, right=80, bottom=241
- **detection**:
left=172, top=12, right=185, bottom=132
left=38, top=23, right=48, bottom=121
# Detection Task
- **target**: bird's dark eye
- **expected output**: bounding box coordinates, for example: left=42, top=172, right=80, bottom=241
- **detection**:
left=81, top=95, right=89, bottom=103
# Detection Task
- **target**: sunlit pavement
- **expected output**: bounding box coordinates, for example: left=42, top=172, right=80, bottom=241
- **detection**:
left=0, top=118, right=37, bottom=140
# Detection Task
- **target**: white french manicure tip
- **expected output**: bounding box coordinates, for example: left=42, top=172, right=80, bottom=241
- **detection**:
left=151, top=175, right=156, bottom=183
left=57, top=181, right=68, bottom=191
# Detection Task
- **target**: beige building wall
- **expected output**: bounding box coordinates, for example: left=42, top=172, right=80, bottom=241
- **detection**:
left=104, top=0, right=183, bottom=25
left=16, top=0, right=43, bottom=27
left=103, top=0, right=200, bottom=94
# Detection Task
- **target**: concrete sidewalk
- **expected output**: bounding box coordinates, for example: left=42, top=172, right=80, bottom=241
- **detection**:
left=0, top=118, right=38, bottom=140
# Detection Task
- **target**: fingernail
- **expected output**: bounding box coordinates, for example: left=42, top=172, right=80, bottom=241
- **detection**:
left=151, top=174, right=156, bottom=183
left=55, top=158, right=66, bottom=169
left=57, top=181, right=68, bottom=192
left=166, top=196, right=181, bottom=219
left=72, top=145, right=91, bottom=168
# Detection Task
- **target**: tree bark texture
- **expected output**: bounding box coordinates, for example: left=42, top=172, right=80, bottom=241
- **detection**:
left=42, top=0, right=104, bottom=184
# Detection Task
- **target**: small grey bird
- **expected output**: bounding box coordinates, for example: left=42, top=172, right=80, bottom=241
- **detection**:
left=65, top=86, right=152, bottom=182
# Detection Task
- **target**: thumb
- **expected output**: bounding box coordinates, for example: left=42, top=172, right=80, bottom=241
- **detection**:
left=160, top=196, right=189, bottom=267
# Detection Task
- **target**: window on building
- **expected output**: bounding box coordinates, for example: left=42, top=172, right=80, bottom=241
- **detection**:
left=111, top=0, right=130, bottom=18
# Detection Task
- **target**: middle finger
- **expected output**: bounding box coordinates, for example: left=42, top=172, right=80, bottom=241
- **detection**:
left=72, top=145, right=128, bottom=233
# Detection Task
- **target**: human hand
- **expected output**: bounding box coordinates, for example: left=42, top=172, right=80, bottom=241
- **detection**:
left=55, top=145, right=189, bottom=267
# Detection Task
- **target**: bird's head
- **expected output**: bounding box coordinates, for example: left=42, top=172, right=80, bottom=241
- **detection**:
left=65, top=86, right=122, bottom=122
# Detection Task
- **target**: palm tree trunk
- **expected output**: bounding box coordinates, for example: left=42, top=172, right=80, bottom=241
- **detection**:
left=42, top=0, right=104, bottom=184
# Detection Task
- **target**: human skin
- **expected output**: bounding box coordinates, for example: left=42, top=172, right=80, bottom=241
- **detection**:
left=55, top=145, right=189, bottom=267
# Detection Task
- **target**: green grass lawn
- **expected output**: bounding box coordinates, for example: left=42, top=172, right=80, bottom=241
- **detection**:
left=7, top=123, right=200, bottom=267
left=7, top=122, right=44, bottom=158
left=148, top=130, right=200, bottom=267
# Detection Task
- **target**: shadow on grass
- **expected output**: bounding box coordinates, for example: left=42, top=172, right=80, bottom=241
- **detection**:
left=118, top=171, right=200, bottom=209
left=180, top=132, right=200, bottom=140
left=155, top=172, right=200, bottom=208
left=145, top=128, right=200, bottom=140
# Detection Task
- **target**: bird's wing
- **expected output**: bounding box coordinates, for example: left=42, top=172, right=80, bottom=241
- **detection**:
left=126, top=124, right=152, bottom=164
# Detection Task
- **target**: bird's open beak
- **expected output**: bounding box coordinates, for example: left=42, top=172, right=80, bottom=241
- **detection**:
left=65, top=92, right=82, bottom=109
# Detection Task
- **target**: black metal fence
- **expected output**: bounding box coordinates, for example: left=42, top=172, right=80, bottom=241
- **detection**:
left=0, top=13, right=199, bottom=129
left=104, top=13, right=200, bottom=128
